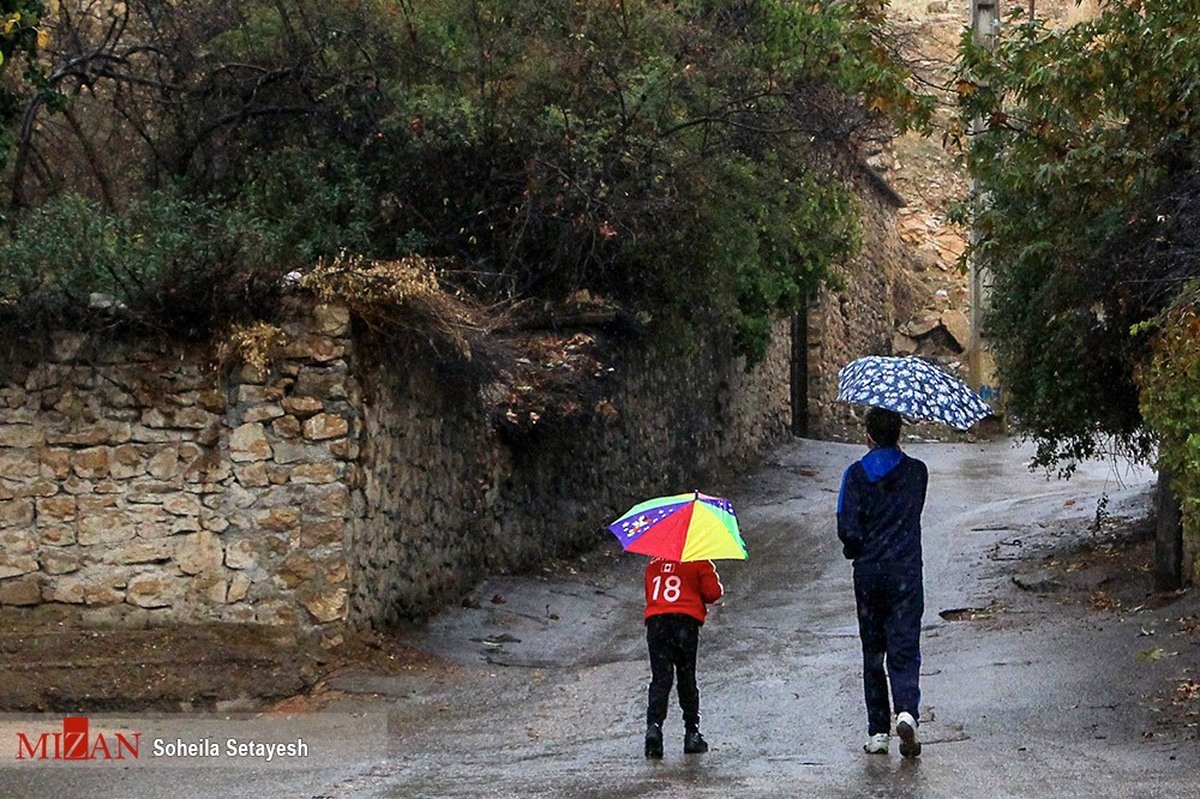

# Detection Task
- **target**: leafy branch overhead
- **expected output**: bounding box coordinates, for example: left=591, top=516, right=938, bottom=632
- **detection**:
left=0, top=2, right=45, bottom=167
left=953, top=0, right=1200, bottom=474
left=0, top=0, right=931, bottom=363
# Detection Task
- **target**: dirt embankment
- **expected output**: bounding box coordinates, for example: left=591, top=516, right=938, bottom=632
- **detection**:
left=0, top=622, right=440, bottom=713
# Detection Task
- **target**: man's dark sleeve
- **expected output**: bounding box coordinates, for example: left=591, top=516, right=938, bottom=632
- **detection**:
left=914, top=458, right=929, bottom=513
left=837, top=465, right=863, bottom=561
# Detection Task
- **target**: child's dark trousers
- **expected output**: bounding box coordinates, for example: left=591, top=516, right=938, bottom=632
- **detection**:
left=646, top=613, right=701, bottom=727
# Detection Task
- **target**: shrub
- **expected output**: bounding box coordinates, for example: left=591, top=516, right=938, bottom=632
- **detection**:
left=1137, top=298, right=1200, bottom=562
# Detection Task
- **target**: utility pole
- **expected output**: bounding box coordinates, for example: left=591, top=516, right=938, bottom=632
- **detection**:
left=967, top=0, right=1002, bottom=417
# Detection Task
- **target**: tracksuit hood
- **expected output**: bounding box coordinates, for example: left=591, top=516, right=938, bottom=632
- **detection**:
left=861, top=446, right=904, bottom=483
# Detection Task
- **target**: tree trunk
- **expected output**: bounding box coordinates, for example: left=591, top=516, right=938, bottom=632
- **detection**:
left=1154, top=466, right=1185, bottom=591
left=790, top=309, right=809, bottom=437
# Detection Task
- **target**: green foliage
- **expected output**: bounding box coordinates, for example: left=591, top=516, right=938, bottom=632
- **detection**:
left=675, top=154, right=861, bottom=364
left=955, top=0, right=1200, bottom=472
left=0, top=0, right=46, bottom=170
left=0, top=180, right=361, bottom=335
left=231, top=145, right=374, bottom=266
left=365, top=0, right=927, bottom=361
left=2, top=0, right=931, bottom=360
left=1137, top=298, right=1200, bottom=539
left=0, top=2, right=41, bottom=69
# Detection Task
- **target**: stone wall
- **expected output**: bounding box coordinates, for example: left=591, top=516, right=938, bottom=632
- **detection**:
left=0, top=301, right=359, bottom=630
left=349, top=320, right=792, bottom=625
left=0, top=171, right=899, bottom=633
left=805, top=167, right=907, bottom=440
left=0, top=302, right=793, bottom=633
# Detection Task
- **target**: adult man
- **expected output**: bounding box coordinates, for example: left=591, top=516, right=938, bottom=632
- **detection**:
left=837, top=407, right=928, bottom=758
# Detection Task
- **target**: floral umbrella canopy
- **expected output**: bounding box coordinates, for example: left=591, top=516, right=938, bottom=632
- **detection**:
left=836, top=356, right=993, bottom=431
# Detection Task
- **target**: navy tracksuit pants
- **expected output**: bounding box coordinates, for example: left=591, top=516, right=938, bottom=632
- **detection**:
left=854, top=572, right=923, bottom=735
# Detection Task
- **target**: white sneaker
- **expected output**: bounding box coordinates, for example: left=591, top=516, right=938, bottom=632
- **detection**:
left=896, top=712, right=921, bottom=759
left=863, top=733, right=889, bottom=754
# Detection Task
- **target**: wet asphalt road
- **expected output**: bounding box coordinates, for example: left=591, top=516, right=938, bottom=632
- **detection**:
left=5, top=436, right=1199, bottom=798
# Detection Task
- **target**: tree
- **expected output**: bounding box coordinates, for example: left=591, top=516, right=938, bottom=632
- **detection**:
left=0, top=1, right=42, bottom=72
left=0, top=1, right=47, bottom=172
left=0, top=0, right=409, bottom=330
left=0, top=0, right=932, bottom=357
left=954, top=0, right=1200, bottom=475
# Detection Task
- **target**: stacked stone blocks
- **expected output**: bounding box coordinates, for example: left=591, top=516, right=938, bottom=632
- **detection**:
left=0, top=300, right=358, bottom=629
left=0, top=301, right=799, bottom=632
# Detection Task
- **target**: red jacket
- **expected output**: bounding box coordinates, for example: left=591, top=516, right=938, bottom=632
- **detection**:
left=644, top=558, right=724, bottom=624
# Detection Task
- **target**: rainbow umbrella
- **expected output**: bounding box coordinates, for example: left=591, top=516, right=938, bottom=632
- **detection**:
left=605, top=491, right=748, bottom=561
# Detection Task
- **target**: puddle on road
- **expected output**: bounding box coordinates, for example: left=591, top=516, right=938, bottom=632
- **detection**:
left=938, top=604, right=1002, bottom=622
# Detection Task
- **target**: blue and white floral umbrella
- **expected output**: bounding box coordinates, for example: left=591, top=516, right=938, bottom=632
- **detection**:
left=836, top=356, right=993, bottom=430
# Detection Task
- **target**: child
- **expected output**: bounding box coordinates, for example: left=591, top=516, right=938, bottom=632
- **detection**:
left=643, top=556, right=724, bottom=758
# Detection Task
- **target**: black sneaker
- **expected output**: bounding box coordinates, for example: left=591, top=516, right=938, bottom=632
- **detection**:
left=645, top=723, right=663, bottom=759
left=683, top=728, right=708, bottom=754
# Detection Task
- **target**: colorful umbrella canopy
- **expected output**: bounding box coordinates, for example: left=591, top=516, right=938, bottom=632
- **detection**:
left=606, top=491, right=748, bottom=561
left=836, top=355, right=993, bottom=431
